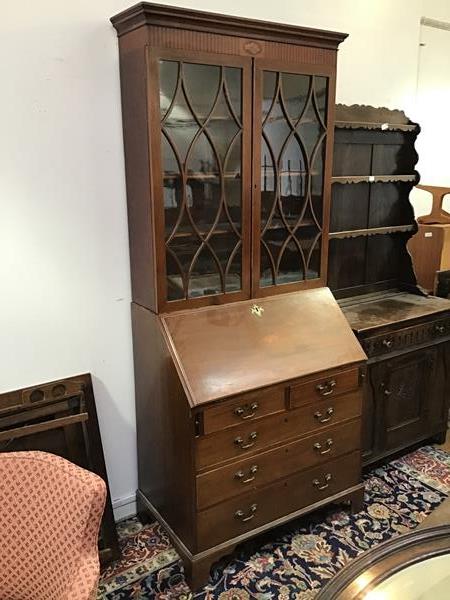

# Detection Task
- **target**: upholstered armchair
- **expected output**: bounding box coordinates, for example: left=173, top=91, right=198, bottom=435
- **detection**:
left=0, top=451, right=106, bottom=600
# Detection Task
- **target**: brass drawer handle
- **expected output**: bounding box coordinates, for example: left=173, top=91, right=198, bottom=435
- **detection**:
left=234, top=431, right=257, bottom=450
left=382, top=338, right=394, bottom=349
left=314, top=407, right=334, bottom=423
left=380, top=382, right=392, bottom=397
left=235, top=464, right=258, bottom=483
left=313, top=438, right=333, bottom=455
left=235, top=503, right=257, bottom=522
left=435, top=324, right=445, bottom=335
left=234, top=402, right=259, bottom=420
left=316, top=379, right=336, bottom=396
left=312, top=473, right=332, bottom=491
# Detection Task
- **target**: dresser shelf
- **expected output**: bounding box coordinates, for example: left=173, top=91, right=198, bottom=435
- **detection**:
left=329, top=225, right=415, bottom=239
left=331, top=174, right=417, bottom=184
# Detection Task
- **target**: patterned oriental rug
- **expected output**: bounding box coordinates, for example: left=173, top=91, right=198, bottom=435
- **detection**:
left=98, top=446, right=450, bottom=599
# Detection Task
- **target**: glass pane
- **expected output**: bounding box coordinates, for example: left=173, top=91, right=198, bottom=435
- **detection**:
left=297, top=101, right=323, bottom=159
left=164, top=92, right=199, bottom=163
left=264, top=97, right=291, bottom=159
left=314, top=76, right=328, bottom=123
left=183, top=63, right=221, bottom=121
left=188, top=246, right=222, bottom=298
left=281, top=73, right=310, bottom=122
left=225, top=67, right=242, bottom=121
left=260, top=69, right=328, bottom=288
left=206, top=94, right=240, bottom=166
left=159, top=59, right=244, bottom=301
left=160, top=61, right=179, bottom=120
left=262, top=71, right=277, bottom=121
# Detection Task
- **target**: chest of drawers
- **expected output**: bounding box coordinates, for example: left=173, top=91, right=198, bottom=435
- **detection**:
left=132, top=288, right=366, bottom=588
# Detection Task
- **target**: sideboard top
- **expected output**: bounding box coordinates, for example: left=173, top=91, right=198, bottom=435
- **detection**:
left=160, top=287, right=366, bottom=407
left=110, top=2, right=348, bottom=48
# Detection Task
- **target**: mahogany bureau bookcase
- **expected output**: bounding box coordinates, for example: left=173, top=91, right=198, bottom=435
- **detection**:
left=328, top=105, right=450, bottom=467
left=111, top=3, right=367, bottom=587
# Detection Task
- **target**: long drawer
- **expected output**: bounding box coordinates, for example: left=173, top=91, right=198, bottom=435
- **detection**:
left=196, top=390, right=362, bottom=470
left=196, top=451, right=361, bottom=550
left=196, top=419, right=361, bottom=509
left=362, top=316, right=450, bottom=358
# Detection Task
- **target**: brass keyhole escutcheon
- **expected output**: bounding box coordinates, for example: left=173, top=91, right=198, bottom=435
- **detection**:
left=251, top=304, right=264, bottom=317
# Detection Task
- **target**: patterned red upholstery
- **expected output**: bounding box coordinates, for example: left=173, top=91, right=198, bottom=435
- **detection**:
left=0, top=451, right=106, bottom=600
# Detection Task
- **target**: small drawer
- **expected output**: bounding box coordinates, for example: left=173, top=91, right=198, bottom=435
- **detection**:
left=196, top=390, right=362, bottom=471
left=289, top=368, right=360, bottom=409
left=202, top=385, right=286, bottom=435
left=196, top=451, right=361, bottom=550
left=196, top=419, right=361, bottom=509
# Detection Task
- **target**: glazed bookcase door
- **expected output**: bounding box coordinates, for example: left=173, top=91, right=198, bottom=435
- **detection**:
left=149, top=49, right=252, bottom=310
left=252, top=61, right=335, bottom=296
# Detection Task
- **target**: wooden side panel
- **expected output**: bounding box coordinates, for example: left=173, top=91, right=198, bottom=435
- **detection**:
left=117, top=28, right=157, bottom=310
left=131, top=303, right=196, bottom=550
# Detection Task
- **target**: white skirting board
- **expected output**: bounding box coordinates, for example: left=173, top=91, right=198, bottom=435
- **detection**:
left=112, top=493, right=137, bottom=522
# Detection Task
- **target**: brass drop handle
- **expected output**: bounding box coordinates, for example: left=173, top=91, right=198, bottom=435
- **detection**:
left=234, top=402, right=259, bottom=420
left=235, top=464, right=258, bottom=483
left=380, top=382, right=392, bottom=396
left=314, top=407, right=334, bottom=423
left=312, top=473, right=332, bottom=491
left=382, top=338, right=394, bottom=349
left=314, top=438, right=333, bottom=455
left=235, top=503, right=257, bottom=522
left=234, top=431, right=257, bottom=450
left=316, top=379, right=336, bottom=396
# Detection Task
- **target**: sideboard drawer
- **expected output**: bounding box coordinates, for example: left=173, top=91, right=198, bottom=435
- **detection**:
left=196, top=451, right=361, bottom=550
left=202, top=385, right=286, bottom=435
left=196, top=419, right=361, bottom=509
left=362, top=316, right=450, bottom=358
left=196, top=390, right=362, bottom=470
left=289, top=368, right=360, bottom=408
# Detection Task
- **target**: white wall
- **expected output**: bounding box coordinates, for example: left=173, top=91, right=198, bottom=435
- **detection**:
left=0, top=0, right=435, bottom=518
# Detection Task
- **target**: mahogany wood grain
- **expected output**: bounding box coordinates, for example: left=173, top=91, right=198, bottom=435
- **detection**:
left=196, top=451, right=361, bottom=550
left=161, top=288, right=366, bottom=407
left=202, top=385, right=286, bottom=435
left=196, top=390, right=362, bottom=470
left=289, top=367, right=359, bottom=408
left=112, top=5, right=360, bottom=588
left=196, top=419, right=361, bottom=509
left=131, top=303, right=197, bottom=549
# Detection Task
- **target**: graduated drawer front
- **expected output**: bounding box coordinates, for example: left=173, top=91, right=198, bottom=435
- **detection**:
left=196, top=451, right=361, bottom=550
left=289, top=368, right=359, bottom=408
left=202, top=385, right=286, bottom=435
left=196, top=419, right=361, bottom=509
left=196, top=390, right=362, bottom=470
